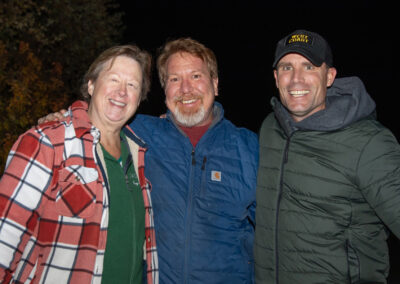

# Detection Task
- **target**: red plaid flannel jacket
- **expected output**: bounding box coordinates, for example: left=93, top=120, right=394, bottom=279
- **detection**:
left=0, top=101, right=158, bottom=283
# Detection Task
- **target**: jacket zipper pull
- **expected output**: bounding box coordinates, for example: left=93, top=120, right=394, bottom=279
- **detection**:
left=201, top=157, right=207, bottom=170
left=191, top=150, right=196, bottom=165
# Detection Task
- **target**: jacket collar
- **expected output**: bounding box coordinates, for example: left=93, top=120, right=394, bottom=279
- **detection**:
left=65, top=100, right=94, bottom=139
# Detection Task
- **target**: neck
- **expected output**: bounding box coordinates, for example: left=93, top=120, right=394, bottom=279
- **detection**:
left=100, top=132, right=121, bottom=159
left=89, top=108, right=124, bottom=159
left=95, top=122, right=122, bottom=159
left=179, top=122, right=211, bottom=147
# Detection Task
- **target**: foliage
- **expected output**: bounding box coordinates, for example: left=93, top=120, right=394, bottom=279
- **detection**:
left=0, top=41, right=67, bottom=170
left=0, top=0, right=124, bottom=173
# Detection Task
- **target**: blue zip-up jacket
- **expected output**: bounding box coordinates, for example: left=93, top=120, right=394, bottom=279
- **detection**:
left=130, top=102, right=259, bottom=283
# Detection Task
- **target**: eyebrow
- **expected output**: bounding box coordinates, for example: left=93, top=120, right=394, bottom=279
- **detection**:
left=276, top=62, right=291, bottom=68
left=277, top=60, right=316, bottom=68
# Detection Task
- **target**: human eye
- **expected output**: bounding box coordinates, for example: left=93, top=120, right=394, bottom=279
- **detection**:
left=168, top=76, right=179, bottom=83
left=192, top=73, right=202, bottom=79
left=128, top=82, right=139, bottom=90
left=304, top=64, right=314, bottom=70
left=109, top=76, right=119, bottom=83
left=279, top=65, right=292, bottom=71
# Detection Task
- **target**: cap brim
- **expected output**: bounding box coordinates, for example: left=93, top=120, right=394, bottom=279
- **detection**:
left=273, top=47, right=324, bottom=68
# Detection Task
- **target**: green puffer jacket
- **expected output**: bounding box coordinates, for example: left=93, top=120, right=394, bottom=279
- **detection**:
left=255, top=77, right=400, bottom=284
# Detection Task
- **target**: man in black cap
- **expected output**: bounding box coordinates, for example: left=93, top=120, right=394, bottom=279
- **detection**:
left=254, top=29, right=400, bottom=283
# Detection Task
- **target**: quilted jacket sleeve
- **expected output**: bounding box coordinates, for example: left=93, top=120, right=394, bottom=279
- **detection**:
left=357, top=127, right=400, bottom=238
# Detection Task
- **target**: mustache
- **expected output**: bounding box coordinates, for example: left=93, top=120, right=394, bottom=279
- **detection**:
left=173, top=94, right=202, bottom=103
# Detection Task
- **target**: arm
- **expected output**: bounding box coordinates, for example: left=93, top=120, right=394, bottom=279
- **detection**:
left=0, top=127, right=54, bottom=281
left=248, top=129, right=259, bottom=228
left=37, top=109, right=67, bottom=124
left=248, top=200, right=256, bottom=227
left=357, top=127, right=400, bottom=237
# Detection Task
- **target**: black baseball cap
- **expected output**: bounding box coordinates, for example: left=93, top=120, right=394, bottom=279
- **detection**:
left=272, top=29, right=333, bottom=68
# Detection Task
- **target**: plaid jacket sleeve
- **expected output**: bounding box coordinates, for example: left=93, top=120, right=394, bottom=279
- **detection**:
left=0, top=126, right=55, bottom=282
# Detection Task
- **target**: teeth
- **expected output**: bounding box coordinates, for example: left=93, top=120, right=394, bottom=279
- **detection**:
left=289, top=90, right=309, bottom=97
left=182, top=99, right=197, bottom=104
left=110, top=99, right=126, bottom=106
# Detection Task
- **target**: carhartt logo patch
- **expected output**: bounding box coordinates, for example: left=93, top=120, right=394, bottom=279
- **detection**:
left=286, top=34, right=313, bottom=45
left=211, top=170, right=221, bottom=182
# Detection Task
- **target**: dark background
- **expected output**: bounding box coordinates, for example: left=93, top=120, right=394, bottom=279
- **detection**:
left=116, top=0, right=398, bottom=281
left=118, top=0, right=395, bottom=135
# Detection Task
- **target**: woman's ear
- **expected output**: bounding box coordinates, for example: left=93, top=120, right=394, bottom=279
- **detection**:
left=88, top=80, right=94, bottom=96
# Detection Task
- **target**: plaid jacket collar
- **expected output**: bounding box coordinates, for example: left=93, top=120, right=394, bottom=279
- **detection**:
left=65, top=100, right=94, bottom=139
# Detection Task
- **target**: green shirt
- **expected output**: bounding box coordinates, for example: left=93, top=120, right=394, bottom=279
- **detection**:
left=101, top=132, right=145, bottom=283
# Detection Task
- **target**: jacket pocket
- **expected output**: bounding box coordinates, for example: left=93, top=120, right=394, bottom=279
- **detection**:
left=54, top=166, right=99, bottom=218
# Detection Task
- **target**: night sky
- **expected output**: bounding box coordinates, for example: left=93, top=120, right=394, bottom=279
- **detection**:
left=117, top=0, right=395, bottom=135
left=116, top=0, right=398, bottom=279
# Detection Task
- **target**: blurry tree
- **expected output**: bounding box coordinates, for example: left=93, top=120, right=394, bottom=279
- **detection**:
left=0, top=0, right=124, bottom=172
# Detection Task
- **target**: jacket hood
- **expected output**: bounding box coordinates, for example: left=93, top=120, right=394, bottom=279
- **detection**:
left=272, top=76, right=376, bottom=135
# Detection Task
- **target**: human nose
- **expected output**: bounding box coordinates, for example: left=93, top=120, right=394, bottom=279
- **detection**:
left=180, top=77, right=193, bottom=94
left=118, top=82, right=128, bottom=96
left=291, top=68, right=304, bottom=83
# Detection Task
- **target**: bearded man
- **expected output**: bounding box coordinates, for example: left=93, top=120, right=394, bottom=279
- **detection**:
left=131, top=38, right=259, bottom=283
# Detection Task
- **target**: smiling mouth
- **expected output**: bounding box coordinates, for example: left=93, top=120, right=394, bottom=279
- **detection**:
left=181, top=98, right=198, bottom=104
left=110, top=99, right=126, bottom=107
left=289, top=90, right=309, bottom=97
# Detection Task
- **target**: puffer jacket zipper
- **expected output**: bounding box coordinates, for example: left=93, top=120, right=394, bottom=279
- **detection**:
left=184, top=149, right=196, bottom=283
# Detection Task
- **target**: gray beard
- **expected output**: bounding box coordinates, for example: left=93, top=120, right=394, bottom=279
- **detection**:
left=172, top=106, right=206, bottom=127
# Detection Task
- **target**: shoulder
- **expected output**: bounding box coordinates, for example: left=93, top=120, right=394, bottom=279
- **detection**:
left=130, top=113, right=162, bottom=125
left=261, top=112, right=277, bottom=127
left=219, top=117, right=256, bottom=136
left=216, top=118, right=259, bottom=154
left=345, top=116, right=395, bottom=144
left=259, top=112, right=279, bottom=138
left=24, top=121, right=67, bottom=146
left=129, top=114, right=168, bottom=131
left=5, top=123, right=63, bottom=171
left=357, top=120, right=399, bottom=152
left=128, top=113, right=171, bottom=140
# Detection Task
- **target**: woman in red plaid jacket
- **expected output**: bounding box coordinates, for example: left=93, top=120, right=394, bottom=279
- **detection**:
left=0, top=45, right=158, bottom=283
